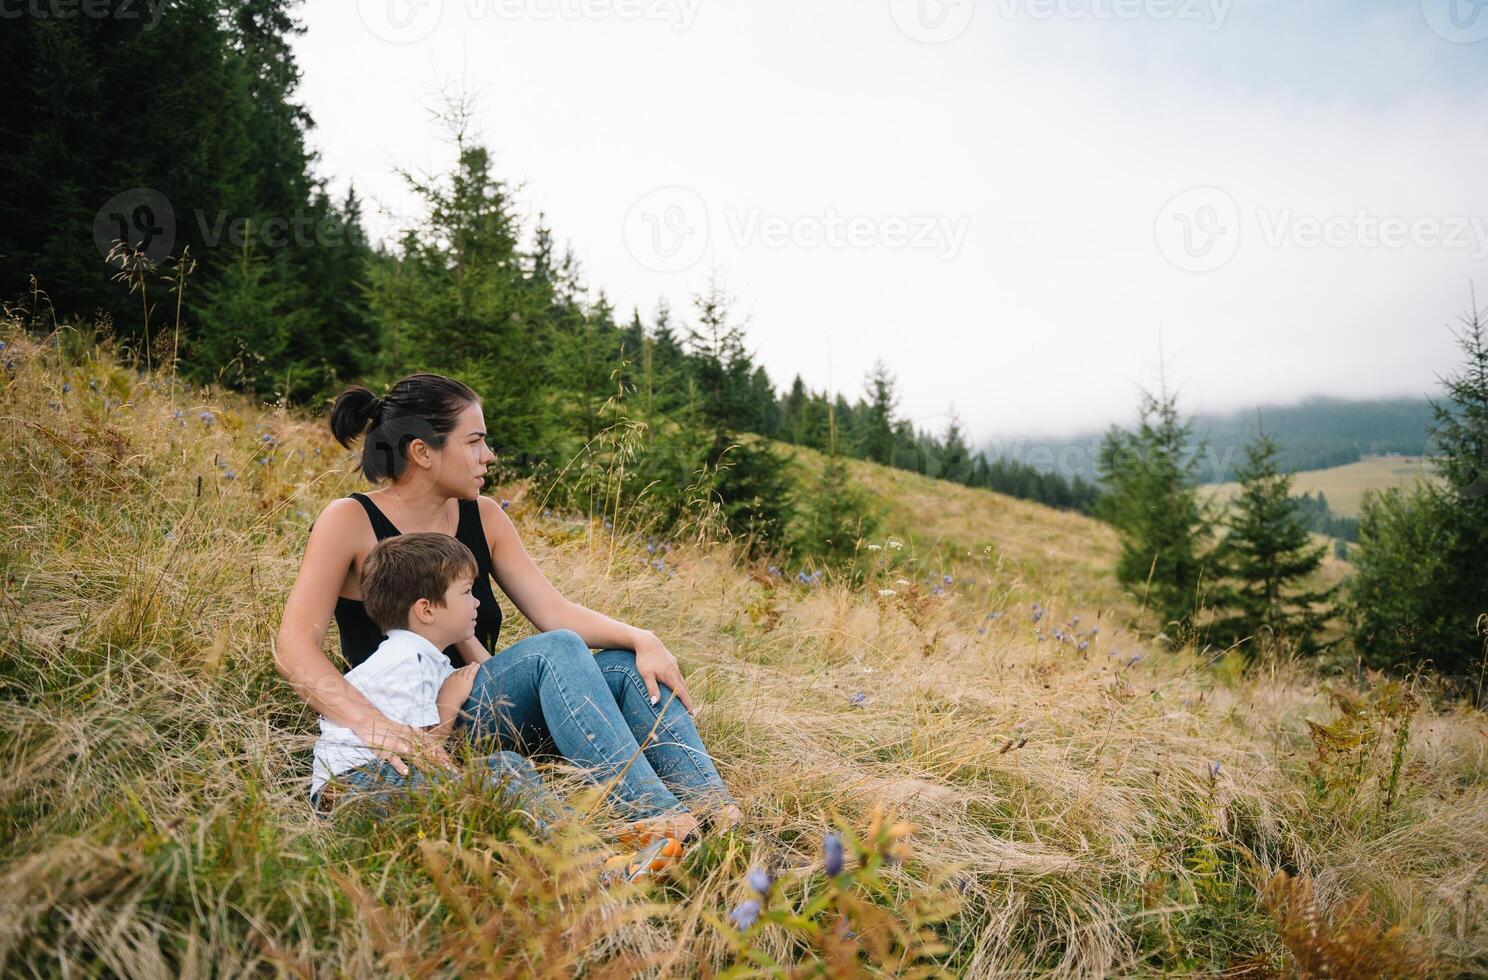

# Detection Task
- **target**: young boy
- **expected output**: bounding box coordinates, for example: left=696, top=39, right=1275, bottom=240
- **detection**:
left=310, top=533, right=559, bottom=832
left=310, top=532, right=689, bottom=879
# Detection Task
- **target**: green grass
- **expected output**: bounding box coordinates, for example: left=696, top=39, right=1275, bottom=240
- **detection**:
left=1205, top=455, right=1438, bottom=518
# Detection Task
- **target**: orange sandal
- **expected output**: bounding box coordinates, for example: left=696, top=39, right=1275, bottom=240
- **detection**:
left=600, top=836, right=686, bottom=883
left=614, top=816, right=697, bottom=850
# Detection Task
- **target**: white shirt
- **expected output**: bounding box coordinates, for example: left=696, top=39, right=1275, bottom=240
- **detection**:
left=310, top=628, right=457, bottom=797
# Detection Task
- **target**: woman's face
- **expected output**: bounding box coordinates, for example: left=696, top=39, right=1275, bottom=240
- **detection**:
left=424, top=400, right=496, bottom=499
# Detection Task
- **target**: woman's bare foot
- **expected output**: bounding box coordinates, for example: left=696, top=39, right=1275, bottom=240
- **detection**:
left=713, top=802, right=744, bottom=832
left=614, top=810, right=699, bottom=848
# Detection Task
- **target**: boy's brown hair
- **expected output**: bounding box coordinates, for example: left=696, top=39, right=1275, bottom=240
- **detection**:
left=361, top=532, right=478, bottom=633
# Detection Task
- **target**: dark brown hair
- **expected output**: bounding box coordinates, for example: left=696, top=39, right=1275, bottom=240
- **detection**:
left=330, top=373, right=480, bottom=483
left=360, top=532, right=478, bottom=633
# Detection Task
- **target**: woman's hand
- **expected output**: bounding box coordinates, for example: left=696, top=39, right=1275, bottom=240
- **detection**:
left=633, top=632, right=697, bottom=716
left=354, top=716, right=455, bottom=776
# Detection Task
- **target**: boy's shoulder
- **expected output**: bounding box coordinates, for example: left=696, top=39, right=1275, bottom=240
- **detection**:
left=346, top=632, right=427, bottom=682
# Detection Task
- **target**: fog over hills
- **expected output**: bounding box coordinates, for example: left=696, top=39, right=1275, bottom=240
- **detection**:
left=980, top=395, right=1435, bottom=485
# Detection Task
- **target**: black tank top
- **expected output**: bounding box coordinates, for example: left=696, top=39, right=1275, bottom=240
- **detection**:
left=333, top=492, right=503, bottom=670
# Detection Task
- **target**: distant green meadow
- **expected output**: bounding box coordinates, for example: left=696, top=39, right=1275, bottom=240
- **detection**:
left=1205, top=455, right=1438, bottom=518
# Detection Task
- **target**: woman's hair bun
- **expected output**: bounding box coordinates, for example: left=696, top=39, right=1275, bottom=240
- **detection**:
left=330, top=384, right=380, bottom=448
left=327, top=374, right=482, bottom=484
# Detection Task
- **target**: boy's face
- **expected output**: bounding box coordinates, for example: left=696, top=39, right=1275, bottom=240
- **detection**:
left=410, top=571, right=479, bottom=646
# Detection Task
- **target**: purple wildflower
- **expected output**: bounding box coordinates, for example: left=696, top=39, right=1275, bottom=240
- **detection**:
left=824, top=833, right=844, bottom=877
left=500, top=498, right=511, bottom=510
left=849, top=692, right=868, bottom=708
left=1126, top=653, right=1143, bottom=668
left=728, top=899, right=761, bottom=930
left=747, top=867, right=772, bottom=896
left=1209, top=761, right=1222, bottom=780
left=1077, top=641, right=1089, bottom=652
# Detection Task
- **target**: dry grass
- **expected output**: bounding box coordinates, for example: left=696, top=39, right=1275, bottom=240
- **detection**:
left=1, top=325, right=1485, bottom=977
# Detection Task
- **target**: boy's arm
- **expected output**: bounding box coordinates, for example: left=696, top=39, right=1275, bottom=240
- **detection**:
left=432, top=664, right=480, bottom=740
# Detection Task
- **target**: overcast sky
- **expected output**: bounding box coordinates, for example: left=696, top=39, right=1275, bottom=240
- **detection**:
left=292, top=0, right=1488, bottom=444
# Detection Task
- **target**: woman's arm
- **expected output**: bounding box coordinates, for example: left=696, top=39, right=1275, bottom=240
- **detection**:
left=275, top=498, right=452, bottom=774
left=479, top=496, right=696, bottom=713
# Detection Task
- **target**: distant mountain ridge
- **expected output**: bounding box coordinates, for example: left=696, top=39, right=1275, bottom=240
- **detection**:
left=981, top=396, right=1435, bottom=485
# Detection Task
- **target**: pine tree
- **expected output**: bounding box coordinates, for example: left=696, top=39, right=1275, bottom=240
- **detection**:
left=794, top=401, right=881, bottom=566
left=193, top=229, right=308, bottom=394
left=939, top=409, right=973, bottom=484
left=646, top=300, right=688, bottom=417
left=366, top=102, right=552, bottom=462
left=1350, top=295, right=1488, bottom=675
left=680, top=278, right=797, bottom=554
left=1211, top=427, right=1335, bottom=656
left=684, top=277, right=752, bottom=432
left=861, top=360, right=900, bottom=465
left=780, top=375, right=809, bottom=443
left=1098, top=383, right=1215, bottom=634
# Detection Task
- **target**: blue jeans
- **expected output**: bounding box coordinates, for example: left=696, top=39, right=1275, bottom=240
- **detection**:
left=459, top=629, right=736, bottom=821
left=326, top=751, right=569, bottom=836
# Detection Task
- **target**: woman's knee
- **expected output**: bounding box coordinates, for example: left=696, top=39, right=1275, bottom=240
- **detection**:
left=531, top=628, right=599, bottom=671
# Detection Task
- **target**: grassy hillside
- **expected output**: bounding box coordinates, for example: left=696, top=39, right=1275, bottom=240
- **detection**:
left=3, top=327, right=1485, bottom=976
left=1205, top=455, right=1438, bottom=518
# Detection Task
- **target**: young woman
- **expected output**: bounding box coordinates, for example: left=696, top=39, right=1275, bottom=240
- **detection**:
left=275, top=373, right=741, bottom=841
